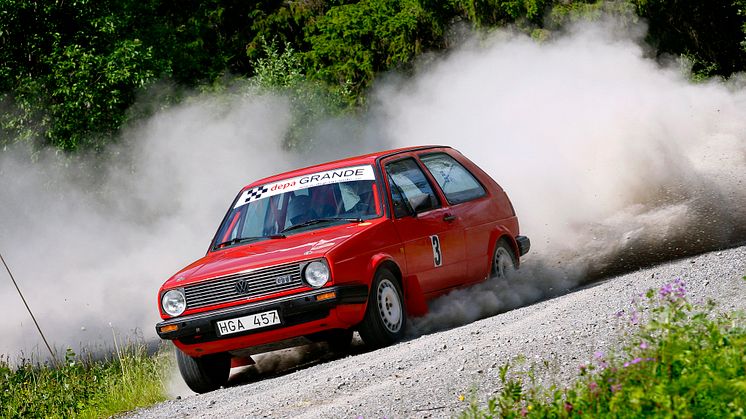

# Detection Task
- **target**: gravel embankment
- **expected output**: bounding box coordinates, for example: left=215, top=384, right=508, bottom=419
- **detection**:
left=128, top=246, right=746, bottom=418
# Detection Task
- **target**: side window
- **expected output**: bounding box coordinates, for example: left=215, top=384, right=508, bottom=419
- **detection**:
left=420, top=153, right=486, bottom=204
left=385, top=158, right=440, bottom=217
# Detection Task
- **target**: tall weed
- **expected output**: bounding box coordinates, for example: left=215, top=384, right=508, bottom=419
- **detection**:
left=0, top=343, right=169, bottom=418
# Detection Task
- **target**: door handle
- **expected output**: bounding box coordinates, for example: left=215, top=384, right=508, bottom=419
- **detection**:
left=443, top=214, right=456, bottom=222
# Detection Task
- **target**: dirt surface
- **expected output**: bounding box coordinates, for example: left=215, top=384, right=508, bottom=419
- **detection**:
left=128, top=246, right=746, bottom=418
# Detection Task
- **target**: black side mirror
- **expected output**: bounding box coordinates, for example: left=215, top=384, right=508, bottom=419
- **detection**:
left=392, top=199, right=414, bottom=218
left=389, top=180, right=416, bottom=218
left=411, top=194, right=434, bottom=214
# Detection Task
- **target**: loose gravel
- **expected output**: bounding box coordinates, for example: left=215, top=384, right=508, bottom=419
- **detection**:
left=127, top=245, right=746, bottom=418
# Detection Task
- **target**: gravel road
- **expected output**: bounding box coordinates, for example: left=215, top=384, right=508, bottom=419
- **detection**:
left=128, top=245, right=746, bottom=418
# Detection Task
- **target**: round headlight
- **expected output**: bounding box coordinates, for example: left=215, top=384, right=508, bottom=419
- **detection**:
left=161, top=289, right=186, bottom=317
left=304, top=261, right=330, bottom=288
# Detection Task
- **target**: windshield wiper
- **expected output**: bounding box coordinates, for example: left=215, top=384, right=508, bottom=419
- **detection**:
left=215, top=234, right=285, bottom=248
left=280, top=217, right=364, bottom=233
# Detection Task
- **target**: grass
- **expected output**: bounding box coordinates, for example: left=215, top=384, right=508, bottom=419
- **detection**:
left=461, top=278, right=746, bottom=418
left=0, top=342, right=170, bottom=418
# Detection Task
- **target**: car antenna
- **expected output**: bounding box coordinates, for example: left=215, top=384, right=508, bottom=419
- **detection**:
left=1, top=249, right=57, bottom=364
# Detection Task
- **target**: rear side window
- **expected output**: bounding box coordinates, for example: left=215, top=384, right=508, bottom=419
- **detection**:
left=420, top=153, right=486, bottom=204
left=385, top=158, right=440, bottom=217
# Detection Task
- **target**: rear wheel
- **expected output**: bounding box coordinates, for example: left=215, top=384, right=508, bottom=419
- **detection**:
left=176, top=349, right=230, bottom=394
left=358, top=268, right=406, bottom=349
left=491, top=238, right=516, bottom=279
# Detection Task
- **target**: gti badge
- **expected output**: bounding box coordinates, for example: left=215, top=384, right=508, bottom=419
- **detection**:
left=235, top=279, right=251, bottom=294
left=275, top=275, right=293, bottom=285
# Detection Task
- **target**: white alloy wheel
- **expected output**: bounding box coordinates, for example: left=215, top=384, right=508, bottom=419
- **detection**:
left=377, top=278, right=403, bottom=333
left=492, top=242, right=515, bottom=279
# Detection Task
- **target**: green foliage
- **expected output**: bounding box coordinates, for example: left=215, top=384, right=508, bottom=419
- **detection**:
left=738, top=0, right=746, bottom=53
left=631, top=0, right=746, bottom=78
left=252, top=38, right=307, bottom=89
left=453, top=0, right=548, bottom=27
left=0, top=344, right=169, bottom=418
left=0, top=0, right=170, bottom=151
left=248, top=38, right=351, bottom=151
left=547, top=1, right=638, bottom=29
left=0, top=0, right=317, bottom=151
left=2, top=0, right=746, bottom=152
left=461, top=279, right=746, bottom=418
left=305, top=0, right=451, bottom=102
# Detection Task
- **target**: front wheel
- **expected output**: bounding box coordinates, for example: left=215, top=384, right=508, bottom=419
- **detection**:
left=176, top=349, right=230, bottom=394
left=358, top=268, right=406, bottom=349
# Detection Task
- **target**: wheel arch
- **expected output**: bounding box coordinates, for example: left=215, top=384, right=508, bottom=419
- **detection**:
left=488, top=226, right=521, bottom=268
left=367, top=253, right=426, bottom=317
left=368, top=253, right=403, bottom=292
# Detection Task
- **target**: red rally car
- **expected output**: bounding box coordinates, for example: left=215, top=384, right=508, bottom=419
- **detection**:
left=156, top=145, right=529, bottom=393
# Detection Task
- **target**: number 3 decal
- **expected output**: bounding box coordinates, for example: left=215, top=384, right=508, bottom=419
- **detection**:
left=430, top=235, right=442, bottom=267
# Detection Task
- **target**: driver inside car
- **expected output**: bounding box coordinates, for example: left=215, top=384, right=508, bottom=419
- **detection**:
left=287, top=195, right=316, bottom=226
left=344, top=182, right=375, bottom=217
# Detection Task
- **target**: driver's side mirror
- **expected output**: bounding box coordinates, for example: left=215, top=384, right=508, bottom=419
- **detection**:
left=392, top=198, right=415, bottom=218
left=409, top=193, right=434, bottom=214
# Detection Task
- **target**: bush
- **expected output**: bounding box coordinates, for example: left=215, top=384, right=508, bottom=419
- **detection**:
left=462, top=279, right=746, bottom=418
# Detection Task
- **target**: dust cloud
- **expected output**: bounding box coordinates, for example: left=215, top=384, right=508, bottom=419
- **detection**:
left=0, top=91, right=380, bottom=358
left=2, top=17, right=746, bottom=361
left=383, top=20, right=746, bottom=334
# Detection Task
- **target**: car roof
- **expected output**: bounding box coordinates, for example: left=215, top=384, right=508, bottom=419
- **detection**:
left=242, top=145, right=449, bottom=190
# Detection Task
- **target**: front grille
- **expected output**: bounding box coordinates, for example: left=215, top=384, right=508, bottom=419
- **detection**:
left=185, top=263, right=303, bottom=309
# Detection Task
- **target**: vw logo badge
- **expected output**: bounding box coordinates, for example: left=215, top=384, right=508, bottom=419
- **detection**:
left=234, top=279, right=251, bottom=294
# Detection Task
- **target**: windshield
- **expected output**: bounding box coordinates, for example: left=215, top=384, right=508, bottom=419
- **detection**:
left=213, top=165, right=381, bottom=249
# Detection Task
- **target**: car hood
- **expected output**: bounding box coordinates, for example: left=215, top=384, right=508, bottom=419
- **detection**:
left=163, top=220, right=381, bottom=288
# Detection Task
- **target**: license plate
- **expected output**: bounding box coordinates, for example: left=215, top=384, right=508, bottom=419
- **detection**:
left=215, top=310, right=281, bottom=336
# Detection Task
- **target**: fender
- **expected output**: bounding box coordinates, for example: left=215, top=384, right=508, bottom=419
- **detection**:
left=367, top=253, right=427, bottom=317
left=368, top=252, right=396, bottom=286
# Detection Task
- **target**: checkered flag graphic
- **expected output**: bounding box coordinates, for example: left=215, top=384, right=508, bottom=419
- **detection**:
left=245, top=185, right=269, bottom=203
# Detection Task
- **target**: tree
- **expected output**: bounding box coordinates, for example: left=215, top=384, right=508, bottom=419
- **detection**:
left=0, top=0, right=170, bottom=151
left=304, top=0, right=452, bottom=101
left=632, top=0, right=746, bottom=77
left=0, top=0, right=318, bottom=151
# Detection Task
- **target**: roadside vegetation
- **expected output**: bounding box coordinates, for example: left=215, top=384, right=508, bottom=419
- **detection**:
left=460, top=278, right=746, bottom=418
left=0, top=343, right=170, bottom=418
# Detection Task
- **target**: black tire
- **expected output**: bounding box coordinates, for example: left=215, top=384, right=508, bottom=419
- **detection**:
left=325, top=328, right=354, bottom=353
left=358, top=268, right=406, bottom=349
left=490, top=238, right=517, bottom=279
left=176, top=349, right=230, bottom=394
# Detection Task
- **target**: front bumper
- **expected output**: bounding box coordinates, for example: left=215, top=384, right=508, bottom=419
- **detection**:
left=156, top=285, right=367, bottom=343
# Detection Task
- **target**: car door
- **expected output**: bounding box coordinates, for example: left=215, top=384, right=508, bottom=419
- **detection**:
left=382, top=156, right=467, bottom=296
left=419, top=151, right=495, bottom=283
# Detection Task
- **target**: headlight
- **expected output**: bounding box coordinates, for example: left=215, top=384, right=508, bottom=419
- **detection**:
left=161, top=289, right=186, bottom=317
left=304, top=261, right=330, bottom=288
